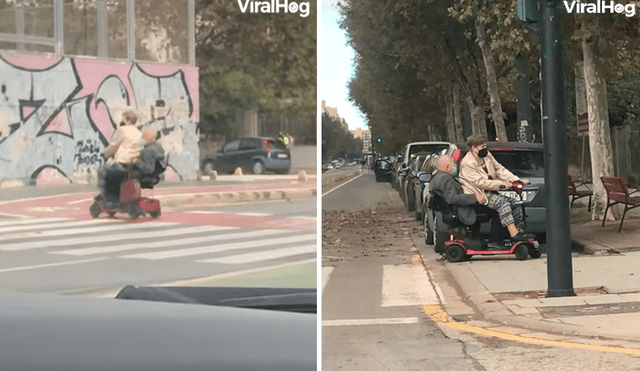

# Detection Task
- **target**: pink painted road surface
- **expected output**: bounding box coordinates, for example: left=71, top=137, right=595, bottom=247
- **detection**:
left=0, top=182, right=316, bottom=231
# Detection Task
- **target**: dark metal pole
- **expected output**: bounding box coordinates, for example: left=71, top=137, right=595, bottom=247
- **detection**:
left=515, top=56, right=534, bottom=142
left=540, top=0, right=575, bottom=297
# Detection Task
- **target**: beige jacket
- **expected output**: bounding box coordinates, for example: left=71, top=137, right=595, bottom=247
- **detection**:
left=459, top=151, right=520, bottom=199
left=104, top=125, right=143, bottom=164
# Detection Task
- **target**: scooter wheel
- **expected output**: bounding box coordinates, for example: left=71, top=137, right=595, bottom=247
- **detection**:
left=126, top=203, right=142, bottom=219
left=529, top=248, right=542, bottom=259
left=150, top=208, right=161, bottom=219
left=445, top=244, right=466, bottom=263
left=89, top=203, right=101, bottom=219
left=514, top=244, right=529, bottom=260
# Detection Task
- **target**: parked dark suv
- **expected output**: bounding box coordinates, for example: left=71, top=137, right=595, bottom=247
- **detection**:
left=201, top=137, right=291, bottom=175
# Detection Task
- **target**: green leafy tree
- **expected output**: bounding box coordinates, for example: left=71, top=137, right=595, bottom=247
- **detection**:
left=196, top=0, right=316, bottom=140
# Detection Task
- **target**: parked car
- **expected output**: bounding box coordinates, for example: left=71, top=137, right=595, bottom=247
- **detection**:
left=374, top=158, right=394, bottom=182
left=405, top=153, right=431, bottom=212
left=201, top=137, right=291, bottom=175
left=400, top=141, right=452, bottom=169
left=423, top=142, right=546, bottom=250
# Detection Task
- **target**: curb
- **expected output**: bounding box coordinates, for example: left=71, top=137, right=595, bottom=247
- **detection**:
left=157, top=187, right=317, bottom=208
left=321, top=169, right=362, bottom=186
left=444, top=261, right=640, bottom=343
left=571, top=235, right=621, bottom=255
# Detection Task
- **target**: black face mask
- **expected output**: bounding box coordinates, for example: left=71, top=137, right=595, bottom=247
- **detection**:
left=478, top=148, right=488, bottom=158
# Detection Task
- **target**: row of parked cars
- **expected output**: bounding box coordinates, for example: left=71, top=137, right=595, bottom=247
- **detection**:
left=375, top=141, right=547, bottom=252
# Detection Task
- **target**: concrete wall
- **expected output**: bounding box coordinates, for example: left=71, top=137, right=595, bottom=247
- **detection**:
left=0, top=53, right=199, bottom=185
left=291, top=145, right=317, bottom=171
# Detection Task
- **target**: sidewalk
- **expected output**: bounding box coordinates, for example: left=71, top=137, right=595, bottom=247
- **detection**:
left=423, top=202, right=640, bottom=349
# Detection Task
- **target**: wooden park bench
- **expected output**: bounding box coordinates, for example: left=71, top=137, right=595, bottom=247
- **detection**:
left=568, top=175, right=592, bottom=212
left=601, top=176, right=640, bottom=232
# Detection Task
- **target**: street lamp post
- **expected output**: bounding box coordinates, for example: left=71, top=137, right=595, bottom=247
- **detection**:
left=518, top=0, right=575, bottom=297
left=540, top=0, right=575, bottom=297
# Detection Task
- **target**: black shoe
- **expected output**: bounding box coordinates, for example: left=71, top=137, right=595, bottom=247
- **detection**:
left=487, top=242, right=504, bottom=250
left=511, top=232, right=533, bottom=242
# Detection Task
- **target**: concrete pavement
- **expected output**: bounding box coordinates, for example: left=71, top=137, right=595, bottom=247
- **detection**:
left=422, top=201, right=640, bottom=349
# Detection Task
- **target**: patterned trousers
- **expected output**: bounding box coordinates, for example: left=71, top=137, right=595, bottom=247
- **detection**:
left=486, top=192, right=524, bottom=229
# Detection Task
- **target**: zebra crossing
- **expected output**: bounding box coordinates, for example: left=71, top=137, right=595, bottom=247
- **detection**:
left=0, top=217, right=317, bottom=266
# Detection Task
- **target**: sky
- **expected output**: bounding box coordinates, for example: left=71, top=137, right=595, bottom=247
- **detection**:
left=321, top=0, right=367, bottom=130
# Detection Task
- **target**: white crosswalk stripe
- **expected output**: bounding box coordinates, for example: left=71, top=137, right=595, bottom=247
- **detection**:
left=0, top=217, right=317, bottom=267
left=0, top=219, right=172, bottom=240
left=0, top=224, right=220, bottom=251
left=55, top=228, right=288, bottom=256
left=122, top=233, right=317, bottom=260
left=0, top=217, right=67, bottom=228
left=198, top=243, right=317, bottom=264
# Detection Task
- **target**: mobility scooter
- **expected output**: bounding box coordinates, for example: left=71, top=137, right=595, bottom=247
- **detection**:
left=90, top=149, right=166, bottom=220
left=431, top=180, right=542, bottom=262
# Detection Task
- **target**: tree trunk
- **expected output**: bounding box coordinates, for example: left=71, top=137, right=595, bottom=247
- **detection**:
left=445, top=91, right=456, bottom=142
left=453, top=85, right=465, bottom=143
left=476, top=20, right=507, bottom=142
left=465, top=95, right=486, bottom=137
left=582, top=25, right=617, bottom=221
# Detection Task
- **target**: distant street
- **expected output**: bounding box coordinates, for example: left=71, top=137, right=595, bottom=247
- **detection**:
left=322, top=172, right=640, bottom=370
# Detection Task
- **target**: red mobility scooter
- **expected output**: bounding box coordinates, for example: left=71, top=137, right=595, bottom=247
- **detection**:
left=431, top=181, right=542, bottom=262
left=90, top=148, right=166, bottom=220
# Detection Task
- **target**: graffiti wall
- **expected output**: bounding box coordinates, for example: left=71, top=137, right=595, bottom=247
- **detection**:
left=0, top=53, right=199, bottom=185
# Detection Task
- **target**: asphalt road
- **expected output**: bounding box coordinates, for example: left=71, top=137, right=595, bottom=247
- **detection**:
left=0, top=198, right=317, bottom=297
left=322, top=172, right=640, bottom=370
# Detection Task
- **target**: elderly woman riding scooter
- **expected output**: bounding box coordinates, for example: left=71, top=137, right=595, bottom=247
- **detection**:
left=459, top=135, right=533, bottom=242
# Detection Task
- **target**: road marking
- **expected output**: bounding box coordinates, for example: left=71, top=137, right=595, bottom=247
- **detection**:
left=423, top=304, right=640, bottom=356
left=0, top=224, right=212, bottom=251
left=67, top=198, right=95, bottom=205
left=0, top=212, right=30, bottom=219
left=55, top=228, right=284, bottom=256
left=322, top=266, right=334, bottom=295
left=166, top=259, right=317, bottom=286
left=198, top=243, right=316, bottom=264
left=291, top=216, right=317, bottom=220
left=232, top=212, right=272, bottom=217
left=0, top=217, right=67, bottom=227
left=0, top=218, right=134, bottom=237
left=0, top=257, right=108, bottom=274
left=322, top=317, right=420, bottom=327
left=322, top=173, right=364, bottom=197
left=123, top=233, right=317, bottom=260
left=381, top=264, right=443, bottom=307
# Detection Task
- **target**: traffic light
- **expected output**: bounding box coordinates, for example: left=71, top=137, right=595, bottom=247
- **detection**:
left=517, top=0, right=540, bottom=23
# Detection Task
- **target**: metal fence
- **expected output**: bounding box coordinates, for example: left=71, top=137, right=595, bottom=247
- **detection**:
left=612, top=125, right=640, bottom=183
left=258, top=112, right=316, bottom=145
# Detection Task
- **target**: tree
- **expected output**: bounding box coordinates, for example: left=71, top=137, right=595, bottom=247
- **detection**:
left=196, top=0, right=316, bottom=140
left=565, top=14, right=640, bottom=220
left=322, top=113, right=361, bottom=161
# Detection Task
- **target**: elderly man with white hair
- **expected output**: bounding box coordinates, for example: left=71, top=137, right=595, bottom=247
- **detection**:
left=429, top=154, right=504, bottom=250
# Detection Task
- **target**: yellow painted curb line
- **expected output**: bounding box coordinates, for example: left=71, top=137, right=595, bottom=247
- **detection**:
left=423, top=304, right=640, bottom=355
